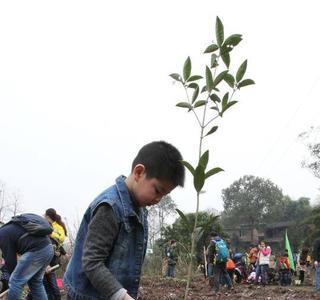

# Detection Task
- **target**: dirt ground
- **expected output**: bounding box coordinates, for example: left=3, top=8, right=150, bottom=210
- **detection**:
left=137, top=276, right=320, bottom=300
left=0, top=277, right=315, bottom=300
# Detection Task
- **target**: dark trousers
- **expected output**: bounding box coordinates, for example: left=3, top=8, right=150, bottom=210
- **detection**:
left=213, top=262, right=232, bottom=293
left=227, top=270, right=234, bottom=283
left=166, top=264, right=176, bottom=277
left=255, top=264, right=268, bottom=285
left=279, top=269, right=291, bottom=286
left=44, top=272, right=61, bottom=300
left=299, top=270, right=305, bottom=283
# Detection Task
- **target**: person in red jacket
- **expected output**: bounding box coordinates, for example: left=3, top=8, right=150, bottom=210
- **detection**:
left=277, top=253, right=291, bottom=286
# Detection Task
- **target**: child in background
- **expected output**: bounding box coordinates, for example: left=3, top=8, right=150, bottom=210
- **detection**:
left=226, top=258, right=235, bottom=283
left=297, top=247, right=309, bottom=285
left=247, top=266, right=257, bottom=284
left=255, top=241, right=271, bottom=286
left=278, top=253, right=291, bottom=286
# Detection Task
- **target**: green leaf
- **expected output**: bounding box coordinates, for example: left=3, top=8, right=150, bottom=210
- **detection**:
left=236, top=60, right=247, bottom=82
left=213, top=70, right=228, bottom=88
left=193, top=100, right=206, bottom=108
left=211, top=53, right=218, bottom=68
left=220, top=50, right=230, bottom=68
left=221, top=100, right=238, bottom=116
left=201, top=86, right=207, bottom=93
left=215, top=17, right=224, bottom=47
left=224, top=74, right=235, bottom=88
left=188, top=82, right=199, bottom=89
left=191, top=86, right=200, bottom=104
left=238, top=79, right=255, bottom=88
left=210, top=94, right=221, bottom=103
left=222, top=92, right=229, bottom=107
left=176, top=208, right=192, bottom=232
left=187, top=75, right=203, bottom=82
left=169, top=73, right=182, bottom=82
left=204, top=44, right=219, bottom=53
left=183, top=57, right=192, bottom=81
left=205, top=66, right=214, bottom=92
left=199, top=150, right=209, bottom=169
left=210, top=106, right=219, bottom=112
left=205, top=125, right=218, bottom=137
left=181, top=160, right=195, bottom=175
left=194, top=164, right=205, bottom=192
left=176, top=102, right=193, bottom=109
left=223, top=34, right=242, bottom=48
left=205, top=167, right=224, bottom=179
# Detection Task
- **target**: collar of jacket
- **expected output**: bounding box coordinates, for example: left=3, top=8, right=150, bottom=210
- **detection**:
left=115, top=175, right=147, bottom=226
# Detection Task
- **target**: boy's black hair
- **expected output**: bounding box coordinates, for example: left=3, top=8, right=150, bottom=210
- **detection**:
left=131, top=141, right=185, bottom=187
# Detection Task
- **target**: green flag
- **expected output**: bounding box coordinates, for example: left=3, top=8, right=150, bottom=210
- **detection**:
left=285, top=230, right=295, bottom=271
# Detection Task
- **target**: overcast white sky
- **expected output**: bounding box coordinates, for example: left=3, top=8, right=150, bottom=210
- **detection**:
left=1, top=1, right=320, bottom=226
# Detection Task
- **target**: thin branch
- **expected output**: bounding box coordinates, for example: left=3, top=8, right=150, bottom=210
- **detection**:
left=204, top=88, right=236, bottom=128
left=204, top=113, right=220, bottom=128
left=183, top=85, right=202, bottom=127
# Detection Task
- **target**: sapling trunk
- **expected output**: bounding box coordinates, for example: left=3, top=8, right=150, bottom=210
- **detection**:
left=184, top=192, right=200, bottom=299
left=184, top=104, right=206, bottom=299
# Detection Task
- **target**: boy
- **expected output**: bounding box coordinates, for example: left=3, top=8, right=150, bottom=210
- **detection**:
left=64, top=141, right=185, bottom=300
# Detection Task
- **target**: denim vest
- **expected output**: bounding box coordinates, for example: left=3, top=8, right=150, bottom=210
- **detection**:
left=63, top=176, right=148, bottom=299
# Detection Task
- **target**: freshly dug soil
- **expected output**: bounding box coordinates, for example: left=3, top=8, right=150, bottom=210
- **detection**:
left=137, top=276, right=320, bottom=299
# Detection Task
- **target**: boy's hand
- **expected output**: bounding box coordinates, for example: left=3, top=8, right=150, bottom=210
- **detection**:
left=123, top=293, right=134, bottom=300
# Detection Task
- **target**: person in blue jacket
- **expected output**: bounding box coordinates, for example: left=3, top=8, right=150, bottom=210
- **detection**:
left=0, top=215, right=53, bottom=300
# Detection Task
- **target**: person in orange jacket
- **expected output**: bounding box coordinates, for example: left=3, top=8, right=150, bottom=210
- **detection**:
left=226, top=258, right=235, bottom=283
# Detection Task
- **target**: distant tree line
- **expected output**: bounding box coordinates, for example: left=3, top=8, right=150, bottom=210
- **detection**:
left=147, top=172, right=319, bottom=271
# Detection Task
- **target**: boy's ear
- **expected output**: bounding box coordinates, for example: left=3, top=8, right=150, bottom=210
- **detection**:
left=132, top=164, right=146, bottom=181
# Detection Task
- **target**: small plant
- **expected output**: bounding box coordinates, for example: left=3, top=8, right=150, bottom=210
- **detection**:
left=170, top=17, right=254, bottom=299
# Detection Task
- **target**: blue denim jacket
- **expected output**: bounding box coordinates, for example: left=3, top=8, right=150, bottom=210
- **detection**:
left=63, top=176, right=148, bottom=299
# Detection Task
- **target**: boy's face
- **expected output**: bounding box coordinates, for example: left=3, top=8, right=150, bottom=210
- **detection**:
left=131, top=165, right=176, bottom=207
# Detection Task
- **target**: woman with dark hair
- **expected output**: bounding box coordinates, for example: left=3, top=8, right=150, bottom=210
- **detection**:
left=45, top=208, right=67, bottom=244
left=28, top=209, right=67, bottom=300
left=26, top=209, right=67, bottom=300
left=44, top=208, right=67, bottom=300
